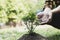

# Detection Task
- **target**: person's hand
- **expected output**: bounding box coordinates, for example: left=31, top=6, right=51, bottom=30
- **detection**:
left=37, top=12, right=44, bottom=19
left=37, top=11, right=52, bottom=24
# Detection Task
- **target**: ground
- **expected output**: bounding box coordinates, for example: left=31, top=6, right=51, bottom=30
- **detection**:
left=0, top=24, right=60, bottom=40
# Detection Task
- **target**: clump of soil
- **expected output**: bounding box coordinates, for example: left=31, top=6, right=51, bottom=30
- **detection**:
left=18, top=32, right=48, bottom=40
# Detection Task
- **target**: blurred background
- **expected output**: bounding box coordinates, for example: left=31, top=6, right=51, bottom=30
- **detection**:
left=0, top=0, right=44, bottom=28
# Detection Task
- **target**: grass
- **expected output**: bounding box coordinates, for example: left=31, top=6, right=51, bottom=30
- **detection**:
left=0, top=25, right=60, bottom=40
left=34, top=25, right=60, bottom=40
left=0, top=27, right=27, bottom=40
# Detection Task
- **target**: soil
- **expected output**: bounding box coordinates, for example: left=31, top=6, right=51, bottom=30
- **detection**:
left=18, top=32, right=48, bottom=40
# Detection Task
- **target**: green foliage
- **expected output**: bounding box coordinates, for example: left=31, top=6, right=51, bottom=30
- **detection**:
left=22, top=10, right=37, bottom=33
left=0, top=0, right=44, bottom=24
left=22, top=11, right=36, bottom=22
left=0, top=10, right=8, bottom=23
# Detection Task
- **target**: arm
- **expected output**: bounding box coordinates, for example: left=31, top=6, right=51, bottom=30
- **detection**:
left=51, top=5, right=60, bottom=13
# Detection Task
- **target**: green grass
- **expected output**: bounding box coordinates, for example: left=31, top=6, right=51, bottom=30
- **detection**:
left=34, top=25, right=60, bottom=40
left=0, top=25, right=60, bottom=40
left=0, top=27, right=27, bottom=40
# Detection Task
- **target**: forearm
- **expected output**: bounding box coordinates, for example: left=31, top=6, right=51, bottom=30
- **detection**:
left=51, top=5, right=60, bottom=13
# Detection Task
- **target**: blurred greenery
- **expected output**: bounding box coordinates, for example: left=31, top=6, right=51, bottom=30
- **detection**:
left=0, top=27, right=27, bottom=40
left=0, top=0, right=45, bottom=23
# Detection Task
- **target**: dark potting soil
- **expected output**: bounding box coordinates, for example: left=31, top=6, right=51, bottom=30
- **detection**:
left=18, top=32, right=48, bottom=40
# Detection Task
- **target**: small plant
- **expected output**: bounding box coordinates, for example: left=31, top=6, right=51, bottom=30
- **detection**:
left=22, top=10, right=38, bottom=34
